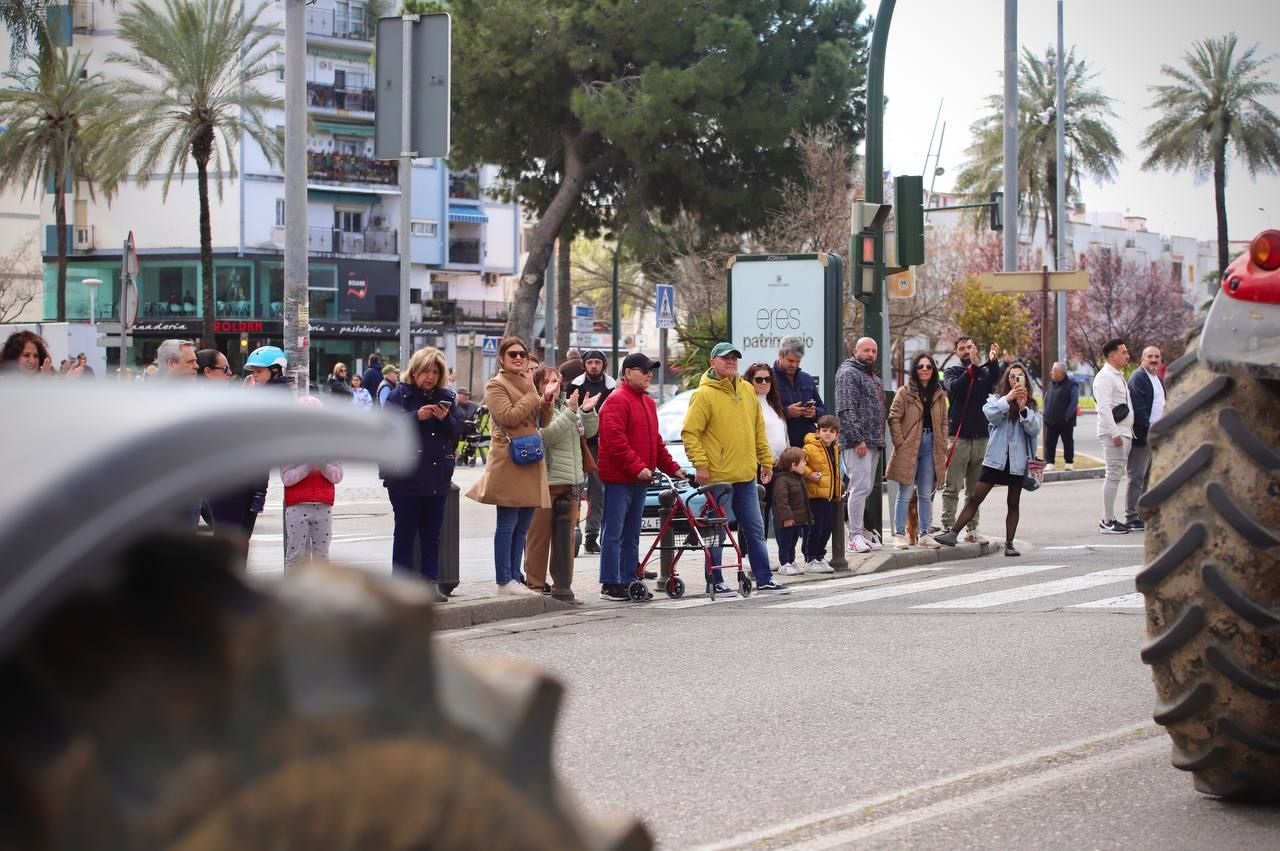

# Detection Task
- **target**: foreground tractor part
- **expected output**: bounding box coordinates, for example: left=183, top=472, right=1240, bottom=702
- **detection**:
left=0, top=387, right=651, bottom=850
left=1137, top=233, right=1280, bottom=801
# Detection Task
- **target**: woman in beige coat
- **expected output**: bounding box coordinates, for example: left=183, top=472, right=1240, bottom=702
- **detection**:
left=466, top=337, right=553, bottom=594
left=887, top=353, right=949, bottom=549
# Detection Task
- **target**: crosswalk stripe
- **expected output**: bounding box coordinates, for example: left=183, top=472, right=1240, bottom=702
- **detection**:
left=769, top=564, right=1069, bottom=610
left=911, top=565, right=1143, bottom=609
left=647, top=567, right=948, bottom=609
left=1071, top=592, right=1145, bottom=609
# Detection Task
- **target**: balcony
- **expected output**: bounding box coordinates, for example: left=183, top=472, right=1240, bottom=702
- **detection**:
left=449, top=238, right=482, bottom=265
left=454, top=300, right=509, bottom=322
left=308, top=150, right=397, bottom=186
left=308, top=227, right=398, bottom=256
left=448, top=171, right=481, bottom=200
left=307, top=81, right=376, bottom=114
left=305, top=6, right=370, bottom=41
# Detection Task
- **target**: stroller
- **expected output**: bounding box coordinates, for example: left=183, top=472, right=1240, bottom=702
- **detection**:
left=456, top=406, right=491, bottom=466
left=632, top=474, right=753, bottom=602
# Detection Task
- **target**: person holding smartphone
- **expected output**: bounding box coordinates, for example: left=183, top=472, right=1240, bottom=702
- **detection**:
left=382, top=346, right=464, bottom=600
left=934, top=362, right=1041, bottom=557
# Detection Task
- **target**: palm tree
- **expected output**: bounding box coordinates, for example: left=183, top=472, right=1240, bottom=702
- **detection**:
left=1140, top=34, right=1280, bottom=283
left=955, top=46, right=1122, bottom=264
left=0, top=43, right=126, bottom=321
left=110, top=0, right=284, bottom=344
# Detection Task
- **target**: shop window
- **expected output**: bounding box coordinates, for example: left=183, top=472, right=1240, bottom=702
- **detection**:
left=137, top=261, right=200, bottom=318
left=215, top=262, right=254, bottom=318
left=309, top=264, right=338, bottom=320
left=42, top=264, right=120, bottom=320
left=261, top=263, right=285, bottom=319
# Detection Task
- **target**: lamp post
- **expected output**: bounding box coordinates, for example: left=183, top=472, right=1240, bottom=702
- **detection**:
left=83, top=277, right=103, bottom=330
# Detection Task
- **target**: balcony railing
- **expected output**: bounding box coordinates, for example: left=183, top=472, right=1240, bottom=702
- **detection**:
left=307, top=81, right=376, bottom=113
left=453, top=300, right=509, bottom=322
left=449, top=238, right=482, bottom=265
left=448, top=172, right=481, bottom=200
left=307, top=150, right=397, bottom=186
left=308, top=227, right=398, bottom=256
left=304, top=6, right=370, bottom=41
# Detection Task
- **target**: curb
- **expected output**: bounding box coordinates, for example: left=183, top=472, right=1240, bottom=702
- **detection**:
left=1044, top=467, right=1105, bottom=482
left=432, top=541, right=996, bottom=631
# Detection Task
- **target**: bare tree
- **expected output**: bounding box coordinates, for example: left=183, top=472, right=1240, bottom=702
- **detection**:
left=0, top=236, right=40, bottom=323
left=1069, top=247, right=1194, bottom=367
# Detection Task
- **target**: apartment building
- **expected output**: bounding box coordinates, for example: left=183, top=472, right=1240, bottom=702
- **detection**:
left=8, top=0, right=520, bottom=379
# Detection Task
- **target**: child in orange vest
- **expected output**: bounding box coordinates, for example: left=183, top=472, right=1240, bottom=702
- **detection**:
left=281, top=397, right=344, bottom=571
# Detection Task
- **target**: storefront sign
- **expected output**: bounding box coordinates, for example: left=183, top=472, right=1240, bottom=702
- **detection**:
left=213, top=320, right=265, bottom=333
left=130, top=319, right=201, bottom=334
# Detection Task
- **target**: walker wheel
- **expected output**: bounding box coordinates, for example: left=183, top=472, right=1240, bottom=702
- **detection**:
left=739, top=577, right=752, bottom=597
left=707, top=581, right=716, bottom=601
left=667, top=577, right=686, bottom=599
left=627, top=580, right=648, bottom=602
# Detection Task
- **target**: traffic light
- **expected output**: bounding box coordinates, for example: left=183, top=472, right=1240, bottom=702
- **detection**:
left=240, top=332, right=249, bottom=351
left=893, top=175, right=924, bottom=267
left=989, top=191, right=1004, bottom=231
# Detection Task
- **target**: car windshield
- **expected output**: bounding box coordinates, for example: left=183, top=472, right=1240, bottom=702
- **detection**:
left=656, top=389, right=696, bottom=443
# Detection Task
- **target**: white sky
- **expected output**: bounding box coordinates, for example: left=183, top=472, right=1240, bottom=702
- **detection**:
left=866, top=0, right=1280, bottom=242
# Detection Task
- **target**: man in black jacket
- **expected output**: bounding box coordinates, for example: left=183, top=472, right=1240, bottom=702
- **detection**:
left=1042, top=362, right=1079, bottom=470
left=568, top=350, right=617, bottom=553
left=941, top=337, right=1003, bottom=543
left=361, top=351, right=383, bottom=396
left=1125, top=346, right=1165, bottom=530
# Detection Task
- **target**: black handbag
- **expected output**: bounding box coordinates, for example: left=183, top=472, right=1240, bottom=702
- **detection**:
left=1111, top=403, right=1130, bottom=422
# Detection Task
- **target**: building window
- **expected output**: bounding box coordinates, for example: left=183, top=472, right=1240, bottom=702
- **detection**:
left=336, top=209, right=364, bottom=233
left=333, top=134, right=363, bottom=156
left=137, top=261, right=201, bottom=318
left=275, top=198, right=285, bottom=227
left=410, top=220, right=438, bottom=237
left=214, top=262, right=254, bottom=317
left=1171, top=261, right=1183, bottom=283
left=308, top=264, right=339, bottom=320
left=275, top=52, right=285, bottom=82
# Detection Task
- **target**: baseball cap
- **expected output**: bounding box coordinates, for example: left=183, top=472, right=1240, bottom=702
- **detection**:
left=709, top=342, right=743, bottom=359
left=622, top=352, right=659, bottom=372
left=583, top=349, right=607, bottom=363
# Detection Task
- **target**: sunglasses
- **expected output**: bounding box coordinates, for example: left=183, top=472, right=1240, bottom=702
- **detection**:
left=916, top=364, right=934, bottom=371
left=752, top=375, right=772, bottom=384
left=506, top=351, right=529, bottom=360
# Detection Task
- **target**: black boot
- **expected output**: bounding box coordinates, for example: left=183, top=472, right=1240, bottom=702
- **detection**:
left=584, top=532, right=600, bottom=554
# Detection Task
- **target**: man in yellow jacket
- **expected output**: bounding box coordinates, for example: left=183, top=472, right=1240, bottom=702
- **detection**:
left=682, top=342, right=791, bottom=595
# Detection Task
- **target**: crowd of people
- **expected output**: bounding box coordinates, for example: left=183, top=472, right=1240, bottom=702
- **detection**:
left=2, top=325, right=1167, bottom=602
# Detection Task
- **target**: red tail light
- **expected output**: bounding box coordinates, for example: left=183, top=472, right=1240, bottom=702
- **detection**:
left=1250, top=229, right=1280, bottom=271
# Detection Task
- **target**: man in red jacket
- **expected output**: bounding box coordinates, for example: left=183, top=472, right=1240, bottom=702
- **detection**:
left=597, top=353, right=687, bottom=601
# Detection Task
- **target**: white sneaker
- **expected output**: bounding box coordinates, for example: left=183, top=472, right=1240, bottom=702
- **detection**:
left=863, top=530, right=884, bottom=551
left=1044, top=463, right=1056, bottom=472
left=1065, top=463, right=1074, bottom=471
left=803, top=559, right=834, bottom=574
left=778, top=562, right=803, bottom=576
left=850, top=533, right=872, bottom=554
left=918, top=534, right=943, bottom=549
left=498, top=581, right=536, bottom=596
left=892, top=534, right=911, bottom=550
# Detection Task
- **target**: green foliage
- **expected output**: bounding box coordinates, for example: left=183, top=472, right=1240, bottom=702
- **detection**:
left=951, top=278, right=1032, bottom=358
left=671, top=308, right=726, bottom=390
left=1140, top=33, right=1280, bottom=280
left=955, top=46, right=1121, bottom=245
left=0, top=42, right=127, bottom=321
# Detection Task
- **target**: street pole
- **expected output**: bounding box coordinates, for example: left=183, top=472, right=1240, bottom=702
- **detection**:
left=397, top=13, right=419, bottom=371
left=545, top=242, right=556, bottom=364
left=861, top=0, right=895, bottom=541
left=284, top=0, right=309, bottom=391
left=611, top=238, right=621, bottom=372
left=658, top=326, right=667, bottom=403
left=1003, top=0, right=1018, bottom=273
left=1055, top=0, right=1068, bottom=365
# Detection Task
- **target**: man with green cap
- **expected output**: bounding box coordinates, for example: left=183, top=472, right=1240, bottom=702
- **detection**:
left=681, top=342, right=790, bottom=595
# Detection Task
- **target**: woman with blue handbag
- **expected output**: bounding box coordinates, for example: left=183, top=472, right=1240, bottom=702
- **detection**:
left=466, top=336, right=554, bottom=594
left=934, top=362, right=1041, bottom=557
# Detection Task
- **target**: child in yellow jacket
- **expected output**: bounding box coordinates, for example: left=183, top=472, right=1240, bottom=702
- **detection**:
left=800, top=415, right=842, bottom=572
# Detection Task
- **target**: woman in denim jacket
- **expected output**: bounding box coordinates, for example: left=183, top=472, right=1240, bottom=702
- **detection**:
left=934, top=362, right=1041, bottom=556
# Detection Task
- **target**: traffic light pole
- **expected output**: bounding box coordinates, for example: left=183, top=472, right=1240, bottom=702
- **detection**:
left=859, top=0, right=895, bottom=541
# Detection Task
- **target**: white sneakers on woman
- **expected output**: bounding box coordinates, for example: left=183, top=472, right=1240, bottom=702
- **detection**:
left=498, top=581, right=537, bottom=596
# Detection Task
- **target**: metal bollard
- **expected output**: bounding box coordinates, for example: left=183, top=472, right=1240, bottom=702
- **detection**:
left=550, top=495, right=575, bottom=601
left=829, top=495, right=849, bottom=571
left=658, top=488, right=676, bottom=583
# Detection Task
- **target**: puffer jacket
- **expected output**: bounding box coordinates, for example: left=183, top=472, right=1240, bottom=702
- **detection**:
left=597, top=381, right=682, bottom=484
left=834, top=357, right=885, bottom=448
left=771, top=470, right=812, bottom=527
left=681, top=369, right=773, bottom=484
left=802, top=432, right=843, bottom=501
left=540, top=400, right=599, bottom=487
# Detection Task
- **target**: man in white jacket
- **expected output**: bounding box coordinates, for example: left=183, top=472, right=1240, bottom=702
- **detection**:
left=1093, top=338, right=1134, bottom=534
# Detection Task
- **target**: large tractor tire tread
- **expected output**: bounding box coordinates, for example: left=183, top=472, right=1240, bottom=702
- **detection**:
left=1138, top=355, right=1280, bottom=802
left=0, top=534, right=652, bottom=851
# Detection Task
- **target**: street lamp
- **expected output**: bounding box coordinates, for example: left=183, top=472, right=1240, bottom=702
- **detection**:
left=83, top=278, right=103, bottom=330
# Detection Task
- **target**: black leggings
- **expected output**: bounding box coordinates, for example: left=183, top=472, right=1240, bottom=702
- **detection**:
left=949, top=480, right=1023, bottom=544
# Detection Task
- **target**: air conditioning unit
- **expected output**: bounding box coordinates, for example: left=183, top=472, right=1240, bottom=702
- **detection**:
left=319, top=61, right=330, bottom=70
left=483, top=273, right=499, bottom=287
left=371, top=216, right=387, bottom=229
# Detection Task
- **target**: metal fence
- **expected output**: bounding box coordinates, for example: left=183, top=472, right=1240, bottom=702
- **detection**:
left=449, top=239, right=482, bottom=264
left=304, top=7, right=369, bottom=40
left=308, top=227, right=398, bottom=256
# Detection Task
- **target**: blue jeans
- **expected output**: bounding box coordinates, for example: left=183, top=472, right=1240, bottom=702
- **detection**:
left=389, top=491, right=448, bottom=581
left=494, top=505, right=535, bottom=586
left=894, top=431, right=936, bottom=535
left=600, top=482, right=648, bottom=586
left=709, top=481, right=774, bottom=585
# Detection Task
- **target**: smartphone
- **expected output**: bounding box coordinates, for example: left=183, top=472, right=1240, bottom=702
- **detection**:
left=1013, top=374, right=1025, bottom=388
left=437, top=400, right=453, bottom=408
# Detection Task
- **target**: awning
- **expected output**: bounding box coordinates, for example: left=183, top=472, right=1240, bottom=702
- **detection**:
left=448, top=204, right=489, bottom=224
left=314, top=121, right=375, bottom=137
left=307, top=189, right=378, bottom=206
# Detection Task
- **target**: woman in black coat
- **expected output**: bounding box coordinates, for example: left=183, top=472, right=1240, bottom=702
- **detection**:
left=383, top=346, right=464, bottom=600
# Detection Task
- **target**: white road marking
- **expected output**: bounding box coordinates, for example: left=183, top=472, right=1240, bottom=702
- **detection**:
left=1042, top=544, right=1143, bottom=549
left=1072, top=592, right=1145, bottom=609
left=912, top=565, right=1142, bottom=609
left=769, top=564, right=1069, bottom=610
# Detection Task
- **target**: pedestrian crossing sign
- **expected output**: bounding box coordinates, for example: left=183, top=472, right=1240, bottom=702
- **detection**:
left=655, top=284, right=676, bottom=329
left=481, top=336, right=500, bottom=356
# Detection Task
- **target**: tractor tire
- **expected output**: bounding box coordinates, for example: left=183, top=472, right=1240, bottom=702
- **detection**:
left=0, top=533, right=651, bottom=851
left=1136, top=350, right=1280, bottom=801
